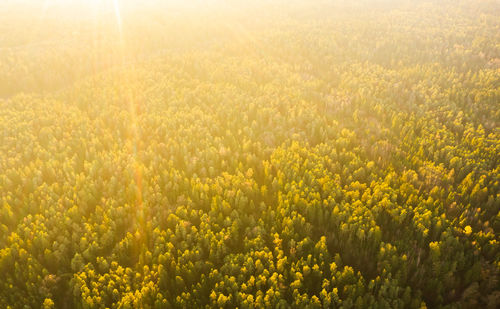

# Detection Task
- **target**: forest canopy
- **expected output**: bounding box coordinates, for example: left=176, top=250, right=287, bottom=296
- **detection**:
left=0, top=0, right=499, bottom=308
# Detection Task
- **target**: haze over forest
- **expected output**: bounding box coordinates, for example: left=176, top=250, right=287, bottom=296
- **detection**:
left=0, top=0, right=499, bottom=308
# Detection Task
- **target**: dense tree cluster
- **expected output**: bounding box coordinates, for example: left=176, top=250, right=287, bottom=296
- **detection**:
left=0, top=0, right=499, bottom=308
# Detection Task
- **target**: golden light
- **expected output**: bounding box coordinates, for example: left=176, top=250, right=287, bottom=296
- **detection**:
left=112, top=0, right=123, bottom=39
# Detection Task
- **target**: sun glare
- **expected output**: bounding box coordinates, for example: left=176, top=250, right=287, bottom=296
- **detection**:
left=1, top=0, right=499, bottom=308
left=112, top=0, right=123, bottom=37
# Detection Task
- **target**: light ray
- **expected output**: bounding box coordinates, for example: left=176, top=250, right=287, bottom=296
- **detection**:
left=113, top=0, right=123, bottom=40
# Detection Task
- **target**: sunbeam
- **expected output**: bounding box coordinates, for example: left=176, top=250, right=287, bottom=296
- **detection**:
left=112, top=0, right=123, bottom=41
left=0, top=0, right=499, bottom=308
